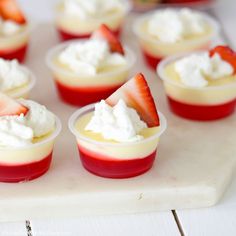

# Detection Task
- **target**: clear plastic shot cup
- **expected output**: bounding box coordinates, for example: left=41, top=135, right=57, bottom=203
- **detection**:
left=157, top=52, right=236, bottom=121
left=0, top=116, right=62, bottom=183
left=133, top=9, right=219, bottom=70
left=69, top=103, right=167, bottom=178
left=46, top=40, right=136, bottom=106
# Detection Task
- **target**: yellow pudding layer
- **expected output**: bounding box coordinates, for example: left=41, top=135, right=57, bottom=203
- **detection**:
left=75, top=112, right=160, bottom=160
left=163, top=63, right=236, bottom=105
left=55, top=3, right=125, bottom=34
left=136, top=20, right=213, bottom=57
left=51, top=57, right=130, bottom=88
left=0, top=25, right=29, bottom=51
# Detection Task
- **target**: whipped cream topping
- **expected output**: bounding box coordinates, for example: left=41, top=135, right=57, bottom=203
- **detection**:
left=0, top=18, right=21, bottom=36
left=85, top=99, right=147, bottom=142
left=0, top=99, right=56, bottom=148
left=63, top=0, right=125, bottom=19
left=147, top=8, right=207, bottom=43
left=0, top=59, right=29, bottom=92
left=58, top=39, right=127, bottom=75
left=174, top=52, right=234, bottom=88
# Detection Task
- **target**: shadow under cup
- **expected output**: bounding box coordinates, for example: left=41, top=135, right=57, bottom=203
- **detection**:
left=69, top=104, right=167, bottom=178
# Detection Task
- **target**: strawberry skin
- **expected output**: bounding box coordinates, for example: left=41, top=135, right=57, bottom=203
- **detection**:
left=209, top=45, right=236, bottom=73
left=0, top=0, right=26, bottom=24
left=0, top=93, right=28, bottom=116
left=92, top=24, right=125, bottom=55
left=106, top=73, right=160, bottom=127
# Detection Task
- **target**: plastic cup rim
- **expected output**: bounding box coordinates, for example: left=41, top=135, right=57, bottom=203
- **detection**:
left=68, top=103, right=167, bottom=147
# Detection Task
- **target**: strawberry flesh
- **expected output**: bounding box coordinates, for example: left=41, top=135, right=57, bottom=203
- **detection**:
left=0, top=93, right=28, bottom=116
left=106, top=73, right=160, bottom=127
left=209, top=45, right=236, bottom=73
left=92, top=24, right=124, bottom=55
left=0, top=0, right=26, bottom=24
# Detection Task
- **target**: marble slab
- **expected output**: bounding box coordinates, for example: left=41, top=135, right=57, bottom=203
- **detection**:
left=0, top=17, right=235, bottom=221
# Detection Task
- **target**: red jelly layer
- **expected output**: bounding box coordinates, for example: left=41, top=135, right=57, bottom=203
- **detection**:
left=0, top=152, right=52, bottom=183
left=57, top=27, right=121, bottom=41
left=167, top=96, right=236, bottom=121
left=0, top=44, right=28, bottom=63
left=55, top=80, right=124, bottom=106
left=78, top=145, right=157, bottom=178
left=142, top=50, right=163, bottom=70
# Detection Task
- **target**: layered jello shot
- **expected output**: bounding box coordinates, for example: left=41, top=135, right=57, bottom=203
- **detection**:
left=157, top=45, right=236, bottom=120
left=47, top=24, right=135, bottom=106
left=133, top=8, right=219, bottom=70
left=69, top=73, right=167, bottom=178
left=55, top=0, right=131, bottom=41
left=0, top=58, right=35, bottom=98
left=0, top=0, right=29, bottom=62
left=0, top=93, right=61, bottom=182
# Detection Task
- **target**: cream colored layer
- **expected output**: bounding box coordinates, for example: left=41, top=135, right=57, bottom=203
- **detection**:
left=137, top=21, right=212, bottom=57
left=0, top=140, right=54, bottom=165
left=0, top=26, right=29, bottom=51
left=163, top=63, right=236, bottom=105
left=6, top=85, right=30, bottom=99
left=55, top=6, right=124, bottom=34
left=75, top=113, right=160, bottom=160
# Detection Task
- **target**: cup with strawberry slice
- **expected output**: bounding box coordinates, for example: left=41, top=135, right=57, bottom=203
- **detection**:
left=55, top=0, right=131, bottom=41
left=0, top=93, right=61, bottom=183
left=157, top=45, right=236, bottom=120
left=0, top=0, right=29, bottom=62
left=69, top=73, right=167, bottom=178
left=46, top=24, right=135, bottom=106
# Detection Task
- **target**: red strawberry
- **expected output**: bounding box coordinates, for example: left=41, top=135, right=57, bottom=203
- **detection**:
left=106, top=73, right=160, bottom=127
left=92, top=24, right=124, bottom=55
left=0, top=0, right=26, bottom=24
left=209, top=45, right=236, bottom=73
left=0, top=93, right=28, bottom=116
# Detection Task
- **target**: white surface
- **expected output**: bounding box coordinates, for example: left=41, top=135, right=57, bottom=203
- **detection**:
left=0, top=15, right=234, bottom=221
left=0, top=221, right=26, bottom=236
left=31, top=212, right=180, bottom=236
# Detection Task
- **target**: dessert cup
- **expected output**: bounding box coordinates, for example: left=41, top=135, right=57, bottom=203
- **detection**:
left=69, top=103, right=167, bottom=178
left=133, top=9, right=219, bottom=70
left=55, top=1, right=131, bottom=41
left=46, top=40, right=135, bottom=106
left=0, top=25, right=30, bottom=62
left=0, top=116, right=61, bottom=183
left=3, top=65, right=36, bottom=99
left=157, top=52, right=236, bottom=121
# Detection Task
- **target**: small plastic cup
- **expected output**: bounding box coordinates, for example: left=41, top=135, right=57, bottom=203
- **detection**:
left=133, top=9, right=219, bottom=70
left=3, top=66, right=36, bottom=99
left=0, top=116, right=62, bottom=183
left=157, top=52, right=236, bottom=121
left=46, top=40, right=136, bottom=106
left=69, top=103, right=167, bottom=178
left=0, top=25, right=30, bottom=63
left=55, top=1, right=131, bottom=41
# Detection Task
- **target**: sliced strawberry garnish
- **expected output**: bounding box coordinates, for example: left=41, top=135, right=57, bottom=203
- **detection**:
left=0, top=0, right=26, bottom=24
left=92, top=24, right=125, bottom=55
left=106, top=73, right=160, bottom=127
left=0, top=93, right=28, bottom=116
left=209, top=45, right=236, bottom=73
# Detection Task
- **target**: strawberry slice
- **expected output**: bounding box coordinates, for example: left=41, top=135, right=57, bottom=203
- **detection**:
left=209, top=45, right=236, bottom=73
left=0, top=0, right=26, bottom=24
left=92, top=24, right=124, bottom=55
left=0, top=93, right=28, bottom=116
left=106, top=73, right=160, bottom=127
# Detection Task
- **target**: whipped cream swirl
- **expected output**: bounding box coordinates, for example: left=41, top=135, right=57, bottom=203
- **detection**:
left=63, top=0, right=126, bottom=19
left=0, top=99, right=56, bottom=148
left=58, top=39, right=127, bottom=75
left=0, top=59, right=29, bottom=92
left=147, top=8, right=207, bottom=43
left=0, top=18, right=21, bottom=36
left=85, top=99, right=147, bottom=142
left=174, top=52, right=234, bottom=88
